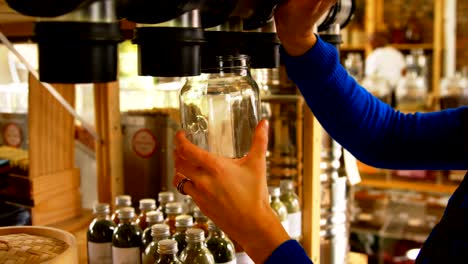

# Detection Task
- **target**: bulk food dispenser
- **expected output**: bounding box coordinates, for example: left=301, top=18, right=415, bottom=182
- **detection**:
left=4, top=0, right=355, bottom=263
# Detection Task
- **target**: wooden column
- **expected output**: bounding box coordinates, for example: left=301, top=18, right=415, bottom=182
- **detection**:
left=302, top=106, right=322, bottom=263
left=432, top=0, right=444, bottom=97
left=28, top=75, right=81, bottom=225
left=94, top=82, right=124, bottom=204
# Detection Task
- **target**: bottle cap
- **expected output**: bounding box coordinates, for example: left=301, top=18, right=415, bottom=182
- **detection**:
left=146, top=211, right=164, bottom=223
left=139, top=198, right=157, bottom=211
left=165, top=202, right=183, bottom=215
left=158, top=192, right=175, bottom=203
left=175, top=215, right=194, bottom=228
left=93, top=203, right=110, bottom=215
left=186, top=228, right=205, bottom=243
left=268, top=186, right=281, bottom=197
left=280, top=180, right=294, bottom=192
left=157, top=239, right=178, bottom=255
left=115, top=195, right=132, bottom=207
left=117, top=207, right=135, bottom=220
left=151, top=224, right=171, bottom=239
left=207, top=221, right=220, bottom=232
left=193, top=206, right=208, bottom=220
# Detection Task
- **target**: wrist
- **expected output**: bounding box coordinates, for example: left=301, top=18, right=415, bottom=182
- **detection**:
left=239, top=206, right=290, bottom=263
left=281, top=34, right=317, bottom=57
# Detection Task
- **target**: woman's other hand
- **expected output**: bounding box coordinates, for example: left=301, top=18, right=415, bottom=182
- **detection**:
left=275, top=0, right=338, bottom=56
left=173, top=120, right=289, bottom=263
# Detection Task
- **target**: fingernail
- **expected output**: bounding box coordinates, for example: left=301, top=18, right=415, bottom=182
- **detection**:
left=263, top=120, right=269, bottom=131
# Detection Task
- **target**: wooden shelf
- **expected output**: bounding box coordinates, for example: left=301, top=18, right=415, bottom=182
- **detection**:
left=390, top=43, right=434, bottom=50
left=358, top=178, right=457, bottom=194
left=341, top=45, right=367, bottom=51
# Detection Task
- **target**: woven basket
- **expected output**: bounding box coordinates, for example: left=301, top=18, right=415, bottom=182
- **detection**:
left=0, top=226, right=77, bottom=264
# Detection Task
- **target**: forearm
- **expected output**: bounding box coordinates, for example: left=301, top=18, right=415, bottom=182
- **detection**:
left=282, top=37, right=468, bottom=170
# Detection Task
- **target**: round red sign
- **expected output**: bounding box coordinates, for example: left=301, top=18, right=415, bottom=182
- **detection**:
left=3, top=123, right=22, bottom=148
left=132, top=129, right=157, bottom=158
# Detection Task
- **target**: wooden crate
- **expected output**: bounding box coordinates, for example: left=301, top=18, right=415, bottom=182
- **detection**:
left=27, top=75, right=81, bottom=226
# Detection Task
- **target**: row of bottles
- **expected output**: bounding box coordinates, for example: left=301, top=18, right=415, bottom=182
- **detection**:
left=87, top=194, right=236, bottom=264
left=268, top=180, right=302, bottom=241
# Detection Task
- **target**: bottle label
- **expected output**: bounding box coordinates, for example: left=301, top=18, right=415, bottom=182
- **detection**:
left=88, top=242, right=112, bottom=264
left=236, top=252, right=254, bottom=264
left=281, top=220, right=290, bottom=234
left=217, top=260, right=237, bottom=264
left=288, top=212, right=302, bottom=239
left=112, top=246, right=141, bottom=264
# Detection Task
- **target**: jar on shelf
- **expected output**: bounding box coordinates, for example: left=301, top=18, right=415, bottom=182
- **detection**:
left=179, top=55, right=260, bottom=158
left=439, top=73, right=468, bottom=109
left=361, top=72, right=392, bottom=105
left=395, top=71, right=428, bottom=112
left=344, top=53, right=364, bottom=82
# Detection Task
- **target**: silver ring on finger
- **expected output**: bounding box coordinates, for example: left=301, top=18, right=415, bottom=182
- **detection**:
left=177, top=177, right=191, bottom=195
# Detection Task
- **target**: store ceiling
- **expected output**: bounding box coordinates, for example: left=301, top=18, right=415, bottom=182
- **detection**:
left=0, top=0, right=33, bottom=24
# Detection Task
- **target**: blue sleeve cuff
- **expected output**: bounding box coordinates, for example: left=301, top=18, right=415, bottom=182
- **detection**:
left=265, top=240, right=313, bottom=264
left=280, top=36, right=341, bottom=86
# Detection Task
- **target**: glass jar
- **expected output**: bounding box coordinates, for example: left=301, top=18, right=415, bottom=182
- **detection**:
left=87, top=203, right=115, bottom=264
left=344, top=53, right=364, bottom=82
left=179, top=228, right=215, bottom=264
left=440, top=72, right=468, bottom=109
left=193, top=206, right=209, bottom=237
left=396, top=71, right=428, bottom=112
left=172, top=215, right=194, bottom=255
left=136, top=198, right=157, bottom=231
left=158, top=192, right=175, bottom=219
left=142, top=224, right=171, bottom=264
left=156, top=239, right=183, bottom=264
left=164, top=202, right=184, bottom=235
left=361, top=73, right=392, bottom=105
left=280, top=180, right=302, bottom=241
left=112, top=207, right=142, bottom=264
left=142, top=211, right=165, bottom=249
left=206, top=221, right=236, bottom=264
left=112, top=195, right=132, bottom=224
left=179, top=55, right=260, bottom=158
left=268, top=186, right=290, bottom=235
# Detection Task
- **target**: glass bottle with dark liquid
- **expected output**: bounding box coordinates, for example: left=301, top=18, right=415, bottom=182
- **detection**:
left=112, top=207, right=142, bottom=264
left=156, top=239, right=183, bottom=264
left=193, top=206, right=209, bottom=237
left=164, top=202, right=184, bottom=235
left=142, top=224, right=171, bottom=264
left=136, top=198, right=157, bottom=231
left=87, top=203, right=115, bottom=264
left=206, top=221, right=236, bottom=264
left=172, top=215, right=194, bottom=255
left=179, top=228, right=215, bottom=264
left=157, top=192, right=175, bottom=219
left=112, top=195, right=133, bottom=225
left=142, top=210, right=165, bottom=249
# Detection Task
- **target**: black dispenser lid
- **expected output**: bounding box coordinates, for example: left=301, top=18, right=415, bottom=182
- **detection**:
left=117, top=0, right=204, bottom=24
left=201, top=31, right=280, bottom=71
left=133, top=27, right=205, bottom=77
left=5, top=0, right=87, bottom=17
left=34, top=22, right=122, bottom=83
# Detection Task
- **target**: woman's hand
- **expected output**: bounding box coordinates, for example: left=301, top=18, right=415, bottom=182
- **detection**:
left=275, top=0, right=338, bottom=56
left=173, top=120, right=289, bottom=263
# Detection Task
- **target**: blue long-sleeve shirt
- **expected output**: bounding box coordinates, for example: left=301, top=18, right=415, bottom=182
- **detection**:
left=265, top=36, right=468, bottom=263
